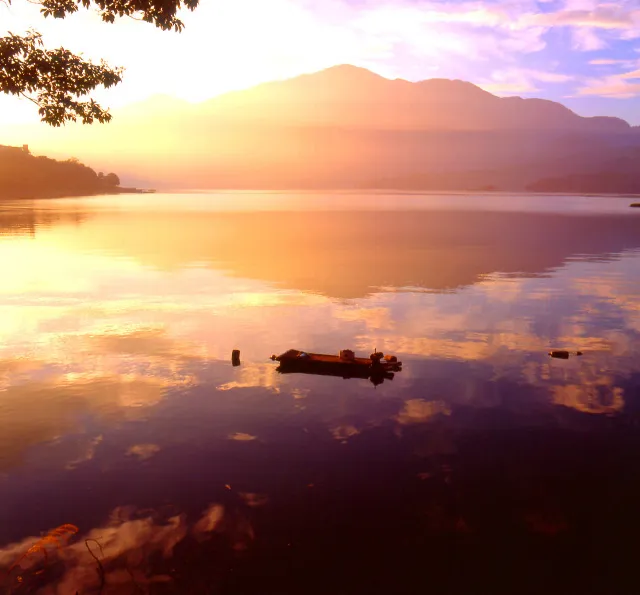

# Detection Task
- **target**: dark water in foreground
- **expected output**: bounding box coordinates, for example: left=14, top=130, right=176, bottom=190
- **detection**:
left=1, top=193, right=640, bottom=594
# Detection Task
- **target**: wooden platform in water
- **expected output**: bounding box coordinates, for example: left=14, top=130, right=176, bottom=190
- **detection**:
left=270, top=349, right=402, bottom=371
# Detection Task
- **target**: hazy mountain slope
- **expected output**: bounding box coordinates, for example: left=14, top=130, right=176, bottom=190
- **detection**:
left=199, top=65, right=630, bottom=133
left=17, top=65, right=640, bottom=191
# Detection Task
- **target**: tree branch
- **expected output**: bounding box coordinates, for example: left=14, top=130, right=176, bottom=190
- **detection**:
left=0, top=0, right=200, bottom=125
left=1, top=30, right=123, bottom=125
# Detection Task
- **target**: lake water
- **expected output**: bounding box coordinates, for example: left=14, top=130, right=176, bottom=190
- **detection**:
left=1, top=193, right=640, bottom=594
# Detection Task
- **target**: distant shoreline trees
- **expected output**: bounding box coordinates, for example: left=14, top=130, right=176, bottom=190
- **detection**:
left=0, top=144, right=123, bottom=198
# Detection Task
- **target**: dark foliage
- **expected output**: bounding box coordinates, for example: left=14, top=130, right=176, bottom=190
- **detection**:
left=103, top=172, right=120, bottom=186
left=0, top=0, right=199, bottom=125
left=39, top=0, right=199, bottom=31
left=0, top=144, right=121, bottom=198
left=0, top=31, right=123, bottom=126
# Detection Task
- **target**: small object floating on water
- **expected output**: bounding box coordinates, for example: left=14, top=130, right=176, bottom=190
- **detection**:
left=549, top=350, right=583, bottom=359
left=271, top=348, right=402, bottom=370
left=232, top=349, right=241, bottom=366
left=630, top=203, right=640, bottom=208
left=270, top=348, right=402, bottom=386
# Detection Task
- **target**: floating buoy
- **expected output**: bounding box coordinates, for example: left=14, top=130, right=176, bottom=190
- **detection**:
left=232, top=349, right=241, bottom=366
left=549, top=350, right=583, bottom=359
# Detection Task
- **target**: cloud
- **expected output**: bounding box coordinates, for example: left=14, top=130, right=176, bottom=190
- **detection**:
left=481, top=81, right=540, bottom=94
left=351, top=1, right=549, bottom=65
left=553, top=383, right=625, bottom=414
left=238, top=492, right=269, bottom=508
left=330, top=424, right=360, bottom=441
left=521, top=3, right=640, bottom=52
left=396, top=399, right=452, bottom=425
left=478, top=68, right=574, bottom=95
left=535, top=72, right=574, bottom=82
left=334, top=306, right=394, bottom=330
left=578, top=68, right=640, bottom=96
left=65, top=435, right=104, bottom=470
left=228, top=433, right=258, bottom=441
left=580, top=81, right=640, bottom=97
left=192, top=504, right=225, bottom=537
left=589, top=58, right=635, bottom=65
left=4, top=0, right=640, bottom=138
left=126, top=443, right=161, bottom=461
left=0, top=371, right=176, bottom=471
left=5, top=0, right=640, bottom=130
left=216, top=364, right=280, bottom=392
left=0, top=0, right=551, bottom=115
left=0, top=503, right=254, bottom=593
left=572, top=27, right=607, bottom=50
left=530, top=6, right=639, bottom=29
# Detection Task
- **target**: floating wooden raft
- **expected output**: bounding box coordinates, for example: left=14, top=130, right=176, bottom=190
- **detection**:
left=271, top=349, right=400, bottom=386
left=270, top=349, right=402, bottom=372
left=549, top=350, right=583, bottom=359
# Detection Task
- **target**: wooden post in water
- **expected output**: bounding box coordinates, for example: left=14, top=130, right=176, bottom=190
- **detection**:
left=232, top=350, right=241, bottom=366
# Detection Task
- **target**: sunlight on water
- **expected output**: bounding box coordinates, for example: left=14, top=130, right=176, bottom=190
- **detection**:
left=1, top=193, right=639, bottom=593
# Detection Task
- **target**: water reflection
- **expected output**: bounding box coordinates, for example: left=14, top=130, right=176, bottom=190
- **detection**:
left=6, top=205, right=640, bottom=298
left=1, top=195, right=640, bottom=593
left=0, top=201, right=87, bottom=236
left=276, top=360, right=396, bottom=386
left=0, top=505, right=238, bottom=593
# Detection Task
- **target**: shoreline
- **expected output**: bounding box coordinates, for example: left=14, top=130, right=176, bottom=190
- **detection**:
left=131, top=188, right=640, bottom=199
left=2, top=188, right=639, bottom=200
left=0, top=187, right=156, bottom=200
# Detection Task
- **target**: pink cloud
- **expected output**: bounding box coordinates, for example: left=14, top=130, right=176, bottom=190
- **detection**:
left=530, top=7, right=639, bottom=29
left=478, top=68, right=574, bottom=95
left=572, top=27, right=607, bottom=50
left=589, top=58, right=632, bottom=64
left=480, top=81, right=540, bottom=94
left=533, top=71, right=575, bottom=82
left=578, top=71, right=640, bottom=97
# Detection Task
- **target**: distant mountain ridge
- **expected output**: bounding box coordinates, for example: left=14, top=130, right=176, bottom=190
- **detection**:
left=200, top=64, right=632, bottom=133
left=20, top=65, right=640, bottom=193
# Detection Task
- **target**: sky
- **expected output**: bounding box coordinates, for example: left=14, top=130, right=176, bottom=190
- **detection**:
left=1, top=0, right=640, bottom=126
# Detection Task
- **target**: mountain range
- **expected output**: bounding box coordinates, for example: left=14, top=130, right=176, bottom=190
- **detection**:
left=19, top=65, right=640, bottom=193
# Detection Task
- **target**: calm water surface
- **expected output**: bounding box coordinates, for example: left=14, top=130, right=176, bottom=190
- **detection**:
left=1, top=193, right=640, bottom=594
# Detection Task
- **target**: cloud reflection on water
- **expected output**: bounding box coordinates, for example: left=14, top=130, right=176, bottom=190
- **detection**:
left=0, top=502, right=248, bottom=594
left=0, top=196, right=640, bottom=591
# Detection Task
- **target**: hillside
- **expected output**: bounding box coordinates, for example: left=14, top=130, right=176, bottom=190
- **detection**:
left=17, top=65, right=640, bottom=193
left=203, top=65, right=631, bottom=133
left=0, top=145, right=122, bottom=199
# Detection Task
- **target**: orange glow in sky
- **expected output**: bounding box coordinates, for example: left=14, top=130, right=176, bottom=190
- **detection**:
left=0, top=0, right=401, bottom=125
left=2, top=0, right=640, bottom=133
